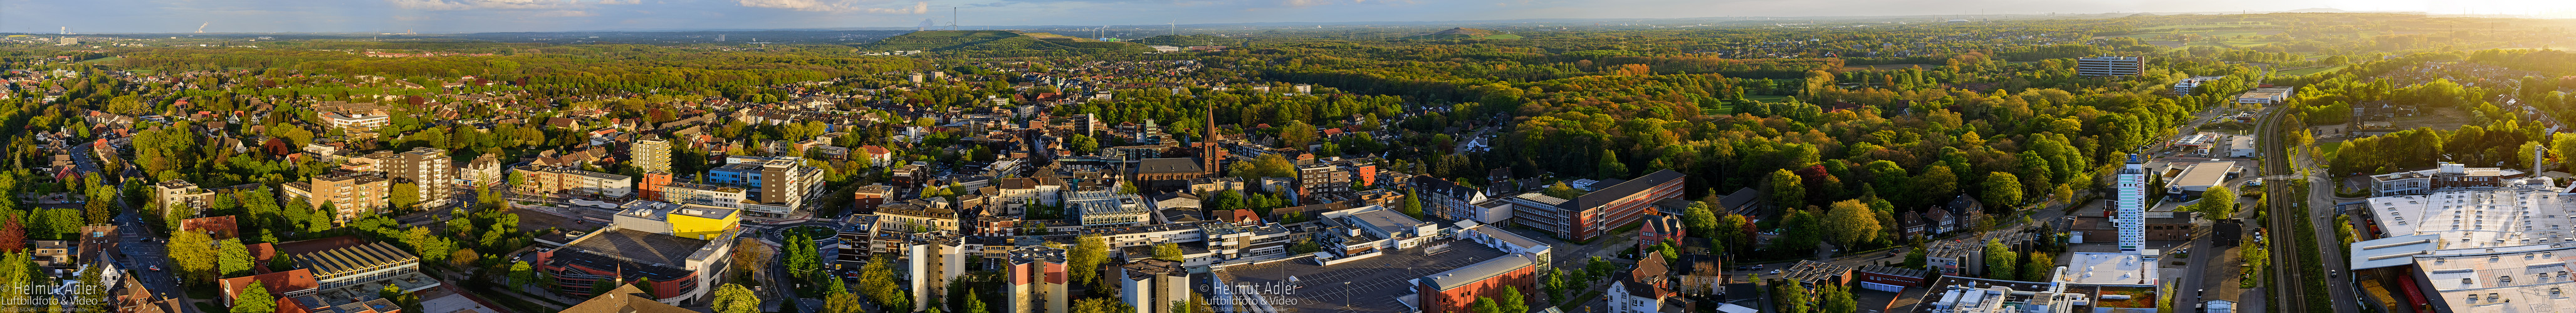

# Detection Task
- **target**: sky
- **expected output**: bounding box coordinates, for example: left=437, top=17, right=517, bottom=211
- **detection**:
left=1, top=0, right=2573, bottom=34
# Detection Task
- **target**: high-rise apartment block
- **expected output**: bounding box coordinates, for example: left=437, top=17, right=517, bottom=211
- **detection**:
left=283, top=170, right=390, bottom=224
left=2115, top=155, right=2147, bottom=253
left=367, top=147, right=454, bottom=208
left=634, top=136, right=673, bottom=174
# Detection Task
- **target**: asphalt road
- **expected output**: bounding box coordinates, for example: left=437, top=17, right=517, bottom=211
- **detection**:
left=114, top=192, right=188, bottom=313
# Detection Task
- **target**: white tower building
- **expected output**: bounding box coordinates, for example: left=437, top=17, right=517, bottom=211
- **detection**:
left=2116, top=154, right=2147, bottom=253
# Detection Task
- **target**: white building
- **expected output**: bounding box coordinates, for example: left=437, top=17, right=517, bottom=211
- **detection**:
left=1118, top=259, right=1193, bottom=313
left=2235, top=87, right=2294, bottom=105
left=1321, top=205, right=1439, bottom=251
left=908, top=235, right=968, bottom=312
left=1072, top=186, right=1149, bottom=226
left=2116, top=155, right=2147, bottom=253
left=2226, top=136, right=2257, bottom=158
left=2348, top=179, right=2576, bottom=312
left=1456, top=221, right=1551, bottom=271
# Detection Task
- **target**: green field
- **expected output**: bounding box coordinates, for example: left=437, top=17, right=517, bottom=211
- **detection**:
left=2137, top=22, right=2278, bottom=30
left=867, top=30, right=1151, bottom=52
left=2278, top=65, right=2348, bottom=76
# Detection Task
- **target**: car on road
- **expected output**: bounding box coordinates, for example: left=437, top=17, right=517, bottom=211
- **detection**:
left=147, top=265, right=159, bottom=271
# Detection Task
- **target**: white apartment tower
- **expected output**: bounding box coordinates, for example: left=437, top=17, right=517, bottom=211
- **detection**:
left=2115, top=155, right=2147, bottom=253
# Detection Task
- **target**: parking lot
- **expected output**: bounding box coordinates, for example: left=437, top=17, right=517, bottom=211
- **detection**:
left=1217, top=239, right=1511, bottom=313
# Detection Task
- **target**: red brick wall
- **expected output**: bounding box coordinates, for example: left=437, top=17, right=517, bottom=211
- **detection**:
left=1416, top=263, right=1537, bottom=313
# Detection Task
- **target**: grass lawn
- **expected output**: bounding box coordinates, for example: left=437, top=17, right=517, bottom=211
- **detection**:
left=1744, top=95, right=1791, bottom=103
left=1702, top=105, right=1732, bottom=116
left=2279, top=65, right=2348, bottom=76
left=76, top=56, right=122, bottom=64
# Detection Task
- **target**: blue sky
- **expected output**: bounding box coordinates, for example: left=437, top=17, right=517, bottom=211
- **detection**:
left=0, top=0, right=2550, bottom=34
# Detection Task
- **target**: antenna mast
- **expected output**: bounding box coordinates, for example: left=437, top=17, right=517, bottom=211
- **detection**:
left=951, top=8, right=959, bottom=30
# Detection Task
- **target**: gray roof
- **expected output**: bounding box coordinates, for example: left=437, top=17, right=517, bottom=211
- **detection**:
left=2351, top=233, right=2442, bottom=270
left=1134, top=158, right=1205, bottom=175
left=1717, top=187, right=1762, bottom=209
left=1419, top=252, right=1539, bottom=291
left=1348, top=209, right=1428, bottom=237
left=1571, top=169, right=1684, bottom=210
left=564, top=228, right=714, bottom=267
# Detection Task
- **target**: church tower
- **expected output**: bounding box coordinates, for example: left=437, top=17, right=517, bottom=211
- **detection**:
left=1202, top=108, right=1222, bottom=177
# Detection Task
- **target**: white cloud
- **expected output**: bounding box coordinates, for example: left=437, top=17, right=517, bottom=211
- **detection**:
left=385, top=0, right=576, bottom=10
left=535, top=9, right=599, bottom=16
left=736, top=0, right=928, bottom=13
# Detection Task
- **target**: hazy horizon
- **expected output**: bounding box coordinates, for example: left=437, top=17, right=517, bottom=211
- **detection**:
left=9, top=0, right=2574, bottom=34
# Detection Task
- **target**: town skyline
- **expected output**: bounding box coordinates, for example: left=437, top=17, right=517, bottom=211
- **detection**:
left=0, top=0, right=2553, bottom=34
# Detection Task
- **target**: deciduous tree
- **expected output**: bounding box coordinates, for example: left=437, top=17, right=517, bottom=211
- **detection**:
left=1824, top=200, right=1881, bottom=247
left=713, top=284, right=761, bottom=313
left=1071, top=234, right=1109, bottom=285
left=169, top=231, right=216, bottom=282
left=1982, top=172, right=2023, bottom=212
left=235, top=282, right=276, bottom=313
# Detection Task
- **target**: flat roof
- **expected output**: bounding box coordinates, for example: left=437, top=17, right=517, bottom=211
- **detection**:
left=2061, top=252, right=2155, bottom=285
left=1217, top=238, right=1510, bottom=313
left=1348, top=208, right=1428, bottom=235
left=563, top=228, right=714, bottom=267
left=2351, top=234, right=2442, bottom=270
left=2412, top=245, right=2576, bottom=312
left=1464, top=225, right=1544, bottom=249
left=2367, top=188, right=2576, bottom=251
left=1422, top=252, right=1539, bottom=291
left=2171, top=162, right=2236, bottom=188
left=617, top=200, right=736, bottom=221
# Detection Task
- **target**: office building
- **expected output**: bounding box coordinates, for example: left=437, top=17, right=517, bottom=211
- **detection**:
left=2368, top=162, right=2529, bottom=197
left=1070, top=186, right=1149, bottom=226
left=2172, top=76, right=2224, bottom=96
left=2076, top=56, right=2144, bottom=77
left=1413, top=252, right=1541, bottom=313
left=1504, top=170, right=1686, bottom=241
left=706, top=156, right=825, bottom=217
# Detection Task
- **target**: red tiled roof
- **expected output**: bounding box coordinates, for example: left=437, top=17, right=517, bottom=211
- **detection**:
left=181, top=216, right=239, bottom=240
left=219, top=269, right=318, bottom=305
